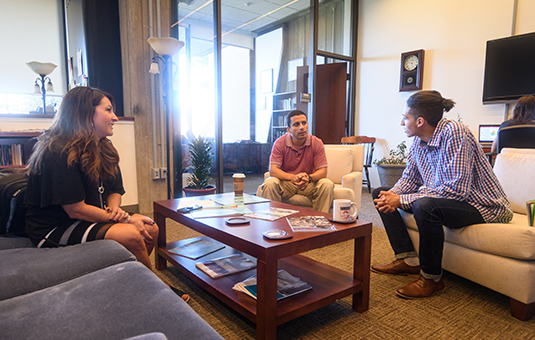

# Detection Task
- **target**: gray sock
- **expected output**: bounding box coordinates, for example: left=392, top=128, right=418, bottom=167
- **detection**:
left=403, top=257, right=420, bottom=267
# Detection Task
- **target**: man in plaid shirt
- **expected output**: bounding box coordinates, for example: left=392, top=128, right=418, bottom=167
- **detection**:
left=372, top=90, right=512, bottom=299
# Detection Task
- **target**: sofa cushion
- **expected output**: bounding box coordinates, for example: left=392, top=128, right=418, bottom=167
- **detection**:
left=325, top=147, right=353, bottom=183
left=0, top=262, right=223, bottom=340
left=493, top=149, right=535, bottom=214
left=0, top=236, right=34, bottom=250
left=0, top=240, right=136, bottom=301
left=401, top=211, right=535, bottom=260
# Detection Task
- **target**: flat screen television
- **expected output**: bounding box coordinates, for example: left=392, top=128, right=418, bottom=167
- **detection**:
left=482, top=32, right=535, bottom=103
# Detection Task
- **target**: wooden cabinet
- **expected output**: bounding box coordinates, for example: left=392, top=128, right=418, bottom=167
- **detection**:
left=271, top=92, right=296, bottom=141
left=0, top=131, right=41, bottom=169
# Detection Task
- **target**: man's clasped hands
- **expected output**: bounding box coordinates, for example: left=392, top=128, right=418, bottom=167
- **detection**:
left=373, top=190, right=402, bottom=213
left=291, top=172, right=311, bottom=191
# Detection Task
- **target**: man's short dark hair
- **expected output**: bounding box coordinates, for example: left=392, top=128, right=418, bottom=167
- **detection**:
left=287, top=110, right=307, bottom=127
left=406, top=90, right=455, bottom=127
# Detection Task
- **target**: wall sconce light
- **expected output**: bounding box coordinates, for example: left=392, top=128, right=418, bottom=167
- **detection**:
left=26, top=61, right=57, bottom=114
left=147, top=37, right=185, bottom=199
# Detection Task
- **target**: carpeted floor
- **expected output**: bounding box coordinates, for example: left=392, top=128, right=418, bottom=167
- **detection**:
left=150, top=188, right=535, bottom=339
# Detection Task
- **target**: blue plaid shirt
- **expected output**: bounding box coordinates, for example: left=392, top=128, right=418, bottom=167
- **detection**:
left=392, top=119, right=513, bottom=223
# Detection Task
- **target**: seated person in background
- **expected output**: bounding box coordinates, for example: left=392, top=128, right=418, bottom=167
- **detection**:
left=372, top=90, right=512, bottom=299
left=490, top=95, right=535, bottom=153
left=257, top=110, right=334, bottom=213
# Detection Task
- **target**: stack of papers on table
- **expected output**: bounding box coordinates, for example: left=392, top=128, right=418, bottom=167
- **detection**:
left=244, top=207, right=299, bottom=221
left=190, top=204, right=253, bottom=218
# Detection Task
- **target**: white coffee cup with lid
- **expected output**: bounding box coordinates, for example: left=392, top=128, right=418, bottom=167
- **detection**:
left=333, top=199, right=358, bottom=222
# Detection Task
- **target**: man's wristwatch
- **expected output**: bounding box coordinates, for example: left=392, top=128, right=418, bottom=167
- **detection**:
left=308, top=174, right=313, bottom=183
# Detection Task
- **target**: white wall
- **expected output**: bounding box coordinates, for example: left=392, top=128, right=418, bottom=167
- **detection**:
left=356, top=0, right=535, bottom=187
left=0, top=117, right=138, bottom=206
left=0, top=0, right=67, bottom=95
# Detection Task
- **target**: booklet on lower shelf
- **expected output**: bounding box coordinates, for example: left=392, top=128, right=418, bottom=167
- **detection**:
left=244, top=207, right=299, bottom=221
left=232, top=269, right=312, bottom=300
left=287, top=216, right=336, bottom=232
left=195, top=253, right=257, bottom=278
left=168, top=236, right=225, bottom=260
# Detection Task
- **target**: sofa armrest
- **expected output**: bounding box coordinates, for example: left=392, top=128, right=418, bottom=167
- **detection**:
left=340, top=171, right=363, bottom=213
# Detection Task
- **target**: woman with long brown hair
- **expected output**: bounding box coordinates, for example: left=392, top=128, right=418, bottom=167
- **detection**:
left=24, top=86, right=158, bottom=269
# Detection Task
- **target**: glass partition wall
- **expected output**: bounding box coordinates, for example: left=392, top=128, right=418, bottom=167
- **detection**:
left=172, top=0, right=355, bottom=195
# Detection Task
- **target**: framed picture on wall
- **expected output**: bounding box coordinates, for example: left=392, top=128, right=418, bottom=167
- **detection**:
left=261, top=69, right=273, bottom=93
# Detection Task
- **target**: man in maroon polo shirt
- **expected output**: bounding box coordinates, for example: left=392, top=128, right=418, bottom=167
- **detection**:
left=258, top=110, right=334, bottom=213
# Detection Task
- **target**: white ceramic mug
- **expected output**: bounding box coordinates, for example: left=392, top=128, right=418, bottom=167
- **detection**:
left=333, top=199, right=358, bottom=222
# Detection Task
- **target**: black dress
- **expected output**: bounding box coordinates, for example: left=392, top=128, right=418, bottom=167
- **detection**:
left=24, top=144, right=125, bottom=247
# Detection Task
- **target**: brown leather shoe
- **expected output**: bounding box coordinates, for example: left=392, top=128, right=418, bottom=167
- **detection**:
left=371, top=259, right=421, bottom=276
left=396, top=275, right=445, bottom=299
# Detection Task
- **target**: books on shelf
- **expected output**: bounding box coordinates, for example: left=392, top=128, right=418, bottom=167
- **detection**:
left=196, top=253, right=257, bottom=279
left=232, top=269, right=312, bottom=300
left=244, top=207, right=299, bottom=221
left=287, top=216, right=336, bottom=232
left=0, top=144, right=24, bottom=166
left=527, top=199, right=535, bottom=226
left=168, top=236, right=225, bottom=260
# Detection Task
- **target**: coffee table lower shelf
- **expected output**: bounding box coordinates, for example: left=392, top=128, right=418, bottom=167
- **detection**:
left=158, top=244, right=363, bottom=325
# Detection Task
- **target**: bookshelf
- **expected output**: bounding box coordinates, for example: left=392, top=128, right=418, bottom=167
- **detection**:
left=271, top=91, right=296, bottom=142
left=0, top=131, right=42, bottom=169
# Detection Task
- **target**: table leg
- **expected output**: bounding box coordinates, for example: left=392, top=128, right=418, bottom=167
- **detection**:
left=255, top=259, right=278, bottom=340
left=352, top=234, right=371, bottom=312
left=154, top=210, right=167, bottom=271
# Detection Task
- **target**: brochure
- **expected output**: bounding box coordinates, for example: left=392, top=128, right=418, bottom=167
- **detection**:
left=287, top=216, right=336, bottom=232
left=211, top=194, right=270, bottom=206
left=168, top=236, right=225, bottom=260
left=190, top=204, right=253, bottom=219
left=232, top=269, right=312, bottom=300
left=244, top=207, right=299, bottom=221
left=195, top=253, right=257, bottom=278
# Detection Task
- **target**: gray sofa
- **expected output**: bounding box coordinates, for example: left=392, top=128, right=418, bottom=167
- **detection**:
left=0, top=237, right=223, bottom=340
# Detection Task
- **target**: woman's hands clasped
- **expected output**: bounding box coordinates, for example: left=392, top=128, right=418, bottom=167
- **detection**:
left=125, top=213, right=155, bottom=245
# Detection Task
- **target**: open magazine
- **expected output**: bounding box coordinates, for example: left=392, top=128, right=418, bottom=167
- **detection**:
left=232, top=269, right=312, bottom=300
left=287, top=216, right=336, bottom=232
left=244, top=207, right=299, bottom=221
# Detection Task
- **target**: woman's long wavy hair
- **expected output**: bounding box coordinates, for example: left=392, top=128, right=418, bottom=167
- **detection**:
left=26, top=87, right=120, bottom=186
left=512, top=95, right=535, bottom=124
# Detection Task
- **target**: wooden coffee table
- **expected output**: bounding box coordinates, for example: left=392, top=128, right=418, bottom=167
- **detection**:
left=154, top=193, right=372, bottom=340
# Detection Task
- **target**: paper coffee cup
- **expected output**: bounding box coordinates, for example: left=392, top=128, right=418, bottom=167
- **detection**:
left=232, top=173, right=245, bottom=196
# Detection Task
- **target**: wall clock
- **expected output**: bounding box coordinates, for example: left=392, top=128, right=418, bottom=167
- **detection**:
left=399, top=49, right=424, bottom=92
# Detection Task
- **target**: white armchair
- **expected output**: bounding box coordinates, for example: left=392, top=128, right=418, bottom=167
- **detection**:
left=256, top=144, right=364, bottom=213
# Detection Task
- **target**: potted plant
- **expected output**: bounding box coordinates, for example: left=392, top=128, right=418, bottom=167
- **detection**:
left=374, top=141, right=408, bottom=188
left=183, top=135, right=217, bottom=197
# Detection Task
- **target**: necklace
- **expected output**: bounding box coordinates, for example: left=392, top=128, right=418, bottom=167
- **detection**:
left=98, top=181, right=105, bottom=209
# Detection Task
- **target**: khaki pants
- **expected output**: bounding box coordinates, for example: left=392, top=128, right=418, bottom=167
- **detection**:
left=258, top=177, right=334, bottom=213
